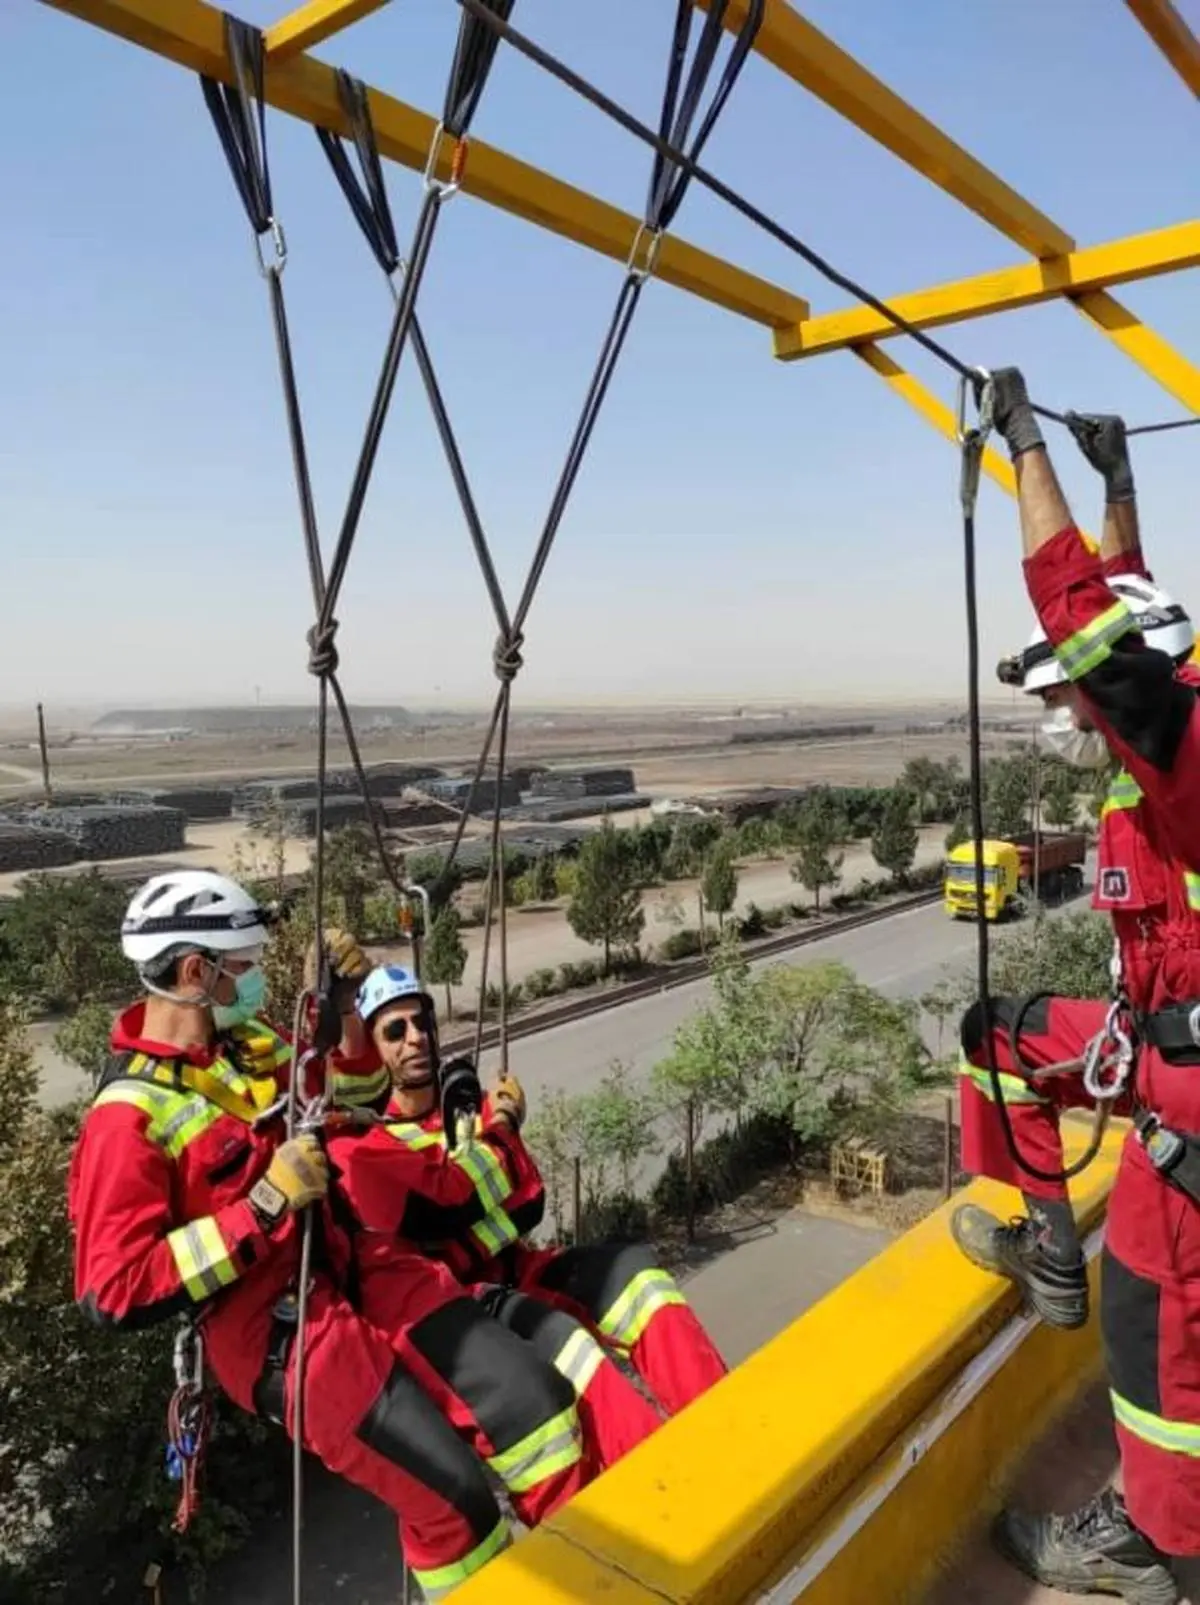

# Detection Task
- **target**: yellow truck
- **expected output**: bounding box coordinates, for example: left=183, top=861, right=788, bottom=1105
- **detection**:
left=943, top=831, right=1087, bottom=921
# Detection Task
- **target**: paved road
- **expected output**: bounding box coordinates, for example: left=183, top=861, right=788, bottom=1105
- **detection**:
left=476, top=886, right=1093, bottom=1102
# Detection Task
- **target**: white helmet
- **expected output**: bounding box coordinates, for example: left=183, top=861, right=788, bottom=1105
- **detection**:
left=1002, top=573, right=1193, bottom=695
left=121, top=870, right=270, bottom=968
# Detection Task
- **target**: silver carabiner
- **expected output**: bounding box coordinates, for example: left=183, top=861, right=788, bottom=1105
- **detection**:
left=955, top=366, right=993, bottom=445
left=173, top=1321, right=204, bottom=1394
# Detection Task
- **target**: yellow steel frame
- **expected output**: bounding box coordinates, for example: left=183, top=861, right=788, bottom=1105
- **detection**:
left=32, top=0, right=1200, bottom=482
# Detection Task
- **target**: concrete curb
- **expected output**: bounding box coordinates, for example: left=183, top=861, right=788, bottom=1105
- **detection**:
left=442, top=886, right=942, bottom=1056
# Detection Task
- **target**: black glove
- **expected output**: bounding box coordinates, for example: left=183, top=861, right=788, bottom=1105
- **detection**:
left=1064, top=411, right=1135, bottom=503
left=440, top=1057, right=483, bottom=1147
left=982, top=366, right=1044, bottom=461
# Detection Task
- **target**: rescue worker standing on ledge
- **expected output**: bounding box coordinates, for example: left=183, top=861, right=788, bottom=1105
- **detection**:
left=68, top=872, right=597, bottom=1601
left=951, top=372, right=1200, bottom=1605
left=333, top=964, right=728, bottom=1424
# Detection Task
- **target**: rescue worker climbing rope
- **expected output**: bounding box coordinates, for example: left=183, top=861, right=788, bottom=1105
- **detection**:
left=68, top=871, right=600, bottom=1600
left=951, top=373, right=1200, bottom=1605
left=329, top=964, right=728, bottom=1431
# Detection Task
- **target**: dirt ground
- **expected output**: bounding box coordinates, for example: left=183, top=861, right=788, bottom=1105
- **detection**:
left=0, top=699, right=1032, bottom=797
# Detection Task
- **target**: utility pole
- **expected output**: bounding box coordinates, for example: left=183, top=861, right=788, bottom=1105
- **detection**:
left=36, top=702, right=53, bottom=805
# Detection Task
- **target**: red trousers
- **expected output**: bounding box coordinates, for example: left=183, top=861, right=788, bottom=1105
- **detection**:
left=355, top=1242, right=591, bottom=1529
left=206, top=1277, right=508, bottom=1600
left=960, top=994, right=1200, bottom=1555
left=508, top=1241, right=728, bottom=1417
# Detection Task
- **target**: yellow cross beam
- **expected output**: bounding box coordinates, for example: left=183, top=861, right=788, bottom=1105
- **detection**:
left=1126, top=0, right=1200, bottom=97
left=775, top=220, right=1200, bottom=360
left=698, top=1, right=1200, bottom=416
left=39, top=0, right=809, bottom=331
left=264, top=0, right=392, bottom=63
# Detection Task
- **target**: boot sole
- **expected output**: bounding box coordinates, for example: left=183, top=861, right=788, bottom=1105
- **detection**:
left=993, top=1527, right=1180, bottom=1604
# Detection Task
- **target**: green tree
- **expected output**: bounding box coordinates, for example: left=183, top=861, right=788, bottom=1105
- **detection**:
left=567, top=820, right=645, bottom=974
left=423, top=905, right=468, bottom=1020
left=1042, top=767, right=1079, bottom=831
left=0, top=871, right=134, bottom=1011
left=53, top=997, right=114, bottom=1084
left=985, top=755, right=1031, bottom=838
left=944, top=814, right=970, bottom=852
left=531, top=852, right=559, bottom=902
left=322, top=824, right=383, bottom=935
left=789, top=789, right=845, bottom=912
left=871, top=786, right=919, bottom=883
left=655, top=932, right=773, bottom=1129
left=700, top=837, right=739, bottom=931
left=901, top=756, right=942, bottom=822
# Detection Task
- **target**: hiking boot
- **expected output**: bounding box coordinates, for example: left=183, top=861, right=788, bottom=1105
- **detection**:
left=950, top=1203, right=1089, bottom=1329
left=993, top=1488, right=1179, bottom=1604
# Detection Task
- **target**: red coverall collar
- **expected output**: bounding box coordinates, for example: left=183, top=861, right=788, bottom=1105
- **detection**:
left=111, top=1000, right=222, bottom=1067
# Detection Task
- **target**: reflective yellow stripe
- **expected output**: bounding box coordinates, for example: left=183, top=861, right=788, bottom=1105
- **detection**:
left=411, top=1518, right=510, bottom=1600
left=93, top=1083, right=224, bottom=1156
left=553, top=1326, right=606, bottom=1396
left=957, top=1056, right=1049, bottom=1107
left=1112, top=1389, right=1200, bottom=1456
left=1054, top=598, right=1136, bottom=680
left=1102, top=769, right=1143, bottom=815
left=1185, top=871, right=1200, bottom=912
left=488, top=1404, right=582, bottom=1494
left=452, top=1140, right=513, bottom=1214
left=166, top=1214, right=240, bottom=1302
left=331, top=1065, right=391, bottom=1108
left=385, top=1121, right=441, bottom=1150
left=470, top=1208, right=520, bottom=1257
left=598, top=1268, right=686, bottom=1349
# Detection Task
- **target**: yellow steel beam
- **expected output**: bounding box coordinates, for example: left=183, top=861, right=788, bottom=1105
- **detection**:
left=694, top=0, right=1073, bottom=257
left=39, top=0, right=809, bottom=331
left=264, top=0, right=391, bottom=63
left=1126, top=0, right=1200, bottom=97
left=775, top=219, right=1200, bottom=359
left=853, top=346, right=1016, bottom=499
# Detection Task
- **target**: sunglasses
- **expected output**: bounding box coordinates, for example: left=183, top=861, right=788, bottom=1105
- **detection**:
left=380, top=1015, right=426, bottom=1044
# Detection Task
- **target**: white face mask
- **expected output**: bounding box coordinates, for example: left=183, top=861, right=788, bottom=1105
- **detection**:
left=1041, top=703, right=1109, bottom=769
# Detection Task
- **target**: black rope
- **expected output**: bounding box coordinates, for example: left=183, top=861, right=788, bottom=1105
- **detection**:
left=451, top=0, right=1195, bottom=438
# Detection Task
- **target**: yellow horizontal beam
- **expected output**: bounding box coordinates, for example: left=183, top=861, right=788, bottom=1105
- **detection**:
left=774, top=218, right=1200, bottom=360
left=453, top=1120, right=1122, bottom=1603
left=1126, top=0, right=1200, bottom=97
left=264, top=0, right=391, bottom=62
left=40, top=0, right=809, bottom=330
left=1072, top=288, right=1200, bottom=415
left=697, top=0, right=1073, bottom=257
left=852, top=346, right=1016, bottom=498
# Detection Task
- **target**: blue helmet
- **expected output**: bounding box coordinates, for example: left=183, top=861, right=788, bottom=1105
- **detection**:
left=356, top=964, right=431, bottom=1024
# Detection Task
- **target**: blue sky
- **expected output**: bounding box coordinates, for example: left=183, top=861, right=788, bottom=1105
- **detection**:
left=3, top=0, right=1198, bottom=709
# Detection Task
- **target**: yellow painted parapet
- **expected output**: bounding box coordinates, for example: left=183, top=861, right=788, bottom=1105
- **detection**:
left=457, top=1116, right=1123, bottom=1603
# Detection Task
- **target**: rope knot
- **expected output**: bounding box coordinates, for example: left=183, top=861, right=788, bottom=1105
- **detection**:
left=307, top=619, right=340, bottom=679
left=493, top=630, right=524, bottom=685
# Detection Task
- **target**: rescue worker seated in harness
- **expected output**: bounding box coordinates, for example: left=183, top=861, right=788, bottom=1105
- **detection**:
left=950, top=373, right=1200, bottom=1605
left=327, top=963, right=729, bottom=1447
left=68, top=871, right=604, bottom=1601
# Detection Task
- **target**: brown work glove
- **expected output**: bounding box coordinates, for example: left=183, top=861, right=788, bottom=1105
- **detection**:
left=491, top=1073, right=526, bottom=1130
left=262, top=1134, right=329, bottom=1212
left=303, top=927, right=371, bottom=993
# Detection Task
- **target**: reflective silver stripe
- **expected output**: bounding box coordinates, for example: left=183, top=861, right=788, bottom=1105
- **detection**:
left=166, top=1214, right=239, bottom=1302
left=553, top=1327, right=605, bottom=1395
left=488, top=1406, right=582, bottom=1494
left=598, top=1268, right=686, bottom=1348
left=1112, top=1389, right=1200, bottom=1456
left=1054, top=598, right=1136, bottom=680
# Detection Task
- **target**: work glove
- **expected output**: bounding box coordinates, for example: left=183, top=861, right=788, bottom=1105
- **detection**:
left=979, top=366, right=1044, bottom=461
left=304, top=926, right=371, bottom=999
left=491, top=1073, right=527, bottom=1130
left=1064, top=411, right=1135, bottom=503
left=262, top=1134, right=329, bottom=1212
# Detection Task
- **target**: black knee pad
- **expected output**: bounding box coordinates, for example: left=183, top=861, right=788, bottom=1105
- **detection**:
left=960, top=993, right=1038, bottom=1057
left=534, top=1241, right=659, bottom=1322
left=408, top=1296, right=576, bottom=1455
left=356, top=1363, right=500, bottom=1541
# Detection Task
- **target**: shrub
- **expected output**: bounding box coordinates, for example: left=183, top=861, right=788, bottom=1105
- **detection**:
left=523, top=967, right=560, bottom=1000
left=658, top=928, right=705, bottom=962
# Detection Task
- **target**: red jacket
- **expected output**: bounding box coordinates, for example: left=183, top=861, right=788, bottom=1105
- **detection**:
left=68, top=1005, right=378, bottom=1411
left=1027, top=527, right=1200, bottom=1028
left=328, top=1092, right=546, bottom=1283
